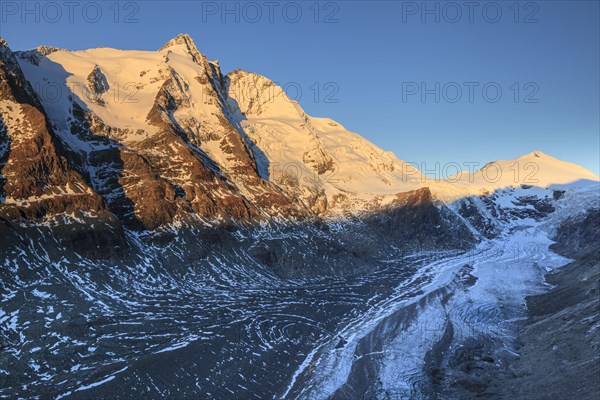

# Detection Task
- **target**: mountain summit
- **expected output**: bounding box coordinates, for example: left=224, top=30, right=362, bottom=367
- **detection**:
left=159, top=33, right=206, bottom=64
left=159, top=33, right=198, bottom=51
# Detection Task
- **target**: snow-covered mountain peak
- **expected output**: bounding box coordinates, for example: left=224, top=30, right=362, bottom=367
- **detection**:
left=159, top=33, right=206, bottom=64
left=160, top=33, right=197, bottom=50
left=528, top=150, right=545, bottom=158
left=436, top=150, right=599, bottom=202
left=223, top=68, right=427, bottom=212
left=509, top=150, right=598, bottom=182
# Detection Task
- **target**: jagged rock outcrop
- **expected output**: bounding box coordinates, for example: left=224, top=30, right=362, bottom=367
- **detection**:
left=86, top=65, right=109, bottom=105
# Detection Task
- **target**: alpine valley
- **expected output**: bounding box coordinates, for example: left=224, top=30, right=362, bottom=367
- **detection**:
left=0, top=34, right=598, bottom=399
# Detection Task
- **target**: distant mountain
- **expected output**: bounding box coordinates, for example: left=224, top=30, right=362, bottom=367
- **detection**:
left=447, top=150, right=598, bottom=193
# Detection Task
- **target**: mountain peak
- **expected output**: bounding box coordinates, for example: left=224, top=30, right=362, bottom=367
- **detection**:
left=525, top=150, right=547, bottom=159
left=512, top=150, right=556, bottom=163
left=159, top=33, right=208, bottom=66
left=160, top=33, right=198, bottom=52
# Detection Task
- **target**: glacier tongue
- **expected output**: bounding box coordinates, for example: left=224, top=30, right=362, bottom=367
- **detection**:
left=284, top=213, right=576, bottom=399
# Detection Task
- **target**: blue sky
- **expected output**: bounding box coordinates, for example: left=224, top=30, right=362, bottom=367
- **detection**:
left=1, top=1, right=598, bottom=176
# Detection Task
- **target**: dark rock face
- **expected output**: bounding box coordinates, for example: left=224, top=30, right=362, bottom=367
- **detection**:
left=86, top=65, right=109, bottom=105
left=367, top=187, right=476, bottom=251
left=512, top=195, right=555, bottom=216
left=61, top=218, right=129, bottom=260
left=0, top=115, right=9, bottom=199
left=453, top=187, right=561, bottom=240
left=457, top=197, right=499, bottom=239
left=14, top=46, right=65, bottom=66
left=551, top=208, right=600, bottom=255
left=302, top=146, right=336, bottom=175
left=552, top=190, right=565, bottom=200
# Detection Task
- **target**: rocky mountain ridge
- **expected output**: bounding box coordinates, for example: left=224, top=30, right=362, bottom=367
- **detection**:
left=2, top=34, right=598, bottom=233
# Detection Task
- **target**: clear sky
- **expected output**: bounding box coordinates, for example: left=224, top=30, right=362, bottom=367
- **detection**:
left=1, top=0, right=598, bottom=176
